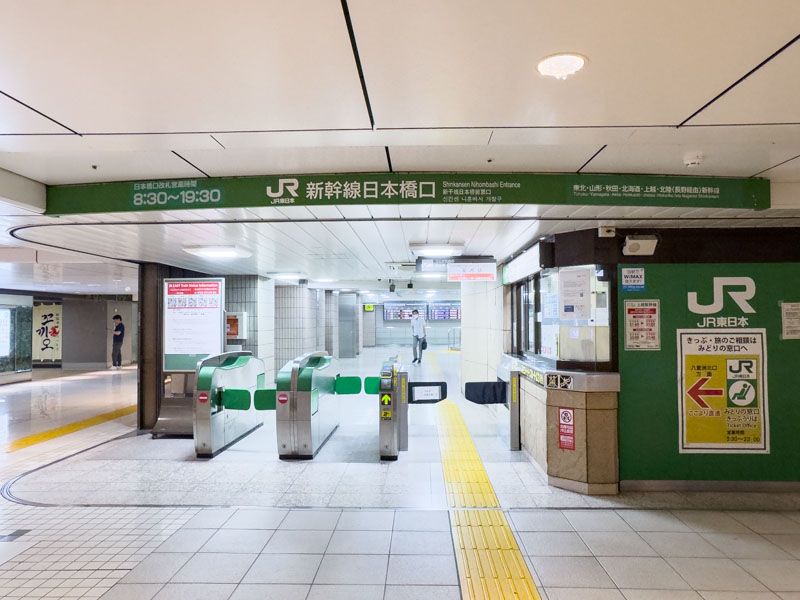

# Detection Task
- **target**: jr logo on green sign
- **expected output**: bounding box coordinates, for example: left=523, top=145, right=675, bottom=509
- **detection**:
left=266, top=178, right=299, bottom=204
left=688, top=277, right=756, bottom=314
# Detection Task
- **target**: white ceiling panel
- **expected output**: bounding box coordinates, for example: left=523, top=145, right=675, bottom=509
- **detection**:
left=0, top=260, right=137, bottom=295
left=180, top=146, right=389, bottom=178
left=691, top=41, right=800, bottom=125
left=585, top=142, right=800, bottom=178
left=0, top=94, right=72, bottom=135
left=759, top=155, right=800, bottom=182
left=0, top=151, right=202, bottom=185
left=213, top=128, right=492, bottom=149
left=489, top=127, right=637, bottom=147
left=349, top=0, right=800, bottom=128
left=367, top=205, right=400, bottom=218
left=389, top=144, right=596, bottom=172
left=0, top=1, right=369, bottom=133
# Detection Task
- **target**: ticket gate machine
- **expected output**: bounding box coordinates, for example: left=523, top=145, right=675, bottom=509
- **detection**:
left=193, top=351, right=267, bottom=458
left=274, top=351, right=362, bottom=459
left=365, top=356, right=447, bottom=460
left=375, top=358, right=408, bottom=461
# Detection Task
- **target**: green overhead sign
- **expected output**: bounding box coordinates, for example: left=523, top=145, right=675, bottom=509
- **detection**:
left=45, top=172, right=769, bottom=216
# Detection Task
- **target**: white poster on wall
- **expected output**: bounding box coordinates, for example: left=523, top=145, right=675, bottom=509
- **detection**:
left=780, top=302, right=800, bottom=339
left=559, top=268, right=591, bottom=320
left=163, top=279, right=224, bottom=356
left=32, top=303, right=62, bottom=361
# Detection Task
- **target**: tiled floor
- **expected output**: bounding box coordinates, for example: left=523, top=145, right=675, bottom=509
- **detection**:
left=1, top=349, right=800, bottom=599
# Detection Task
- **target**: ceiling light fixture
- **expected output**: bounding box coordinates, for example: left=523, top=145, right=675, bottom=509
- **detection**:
left=537, top=53, right=586, bottom=80
left=418, top=272, right=444, bottom=279
left=409, top=243, right=464, bottom=257
left=183, top=245, right=251, bottom=259
left=271, top=273, right=303, bottom=280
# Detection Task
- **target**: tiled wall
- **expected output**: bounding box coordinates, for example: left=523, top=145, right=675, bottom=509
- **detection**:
left=316, top=289, right=325, bottom=349
left=224, top=275, right=275, bottom=382
left=338, top=293, right=358, bottom=358
left=325, top=291, right=339, bottom=358
left=275, top=283, right=321, bottom=372
left=460, top=268, right=508, bottom=393
left=362, top=308, right=376, bottom=346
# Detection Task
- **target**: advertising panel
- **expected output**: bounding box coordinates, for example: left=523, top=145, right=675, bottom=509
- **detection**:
left=32, top=303, right=62, bottom=362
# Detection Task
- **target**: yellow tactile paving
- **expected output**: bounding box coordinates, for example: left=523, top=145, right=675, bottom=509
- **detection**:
left=4, top=405, right=137, bottom=452
left=436, top=399, right=542, bottom=600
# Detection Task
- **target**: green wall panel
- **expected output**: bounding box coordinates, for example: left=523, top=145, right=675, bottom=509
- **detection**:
left=618, top=263, right=800, bottom=481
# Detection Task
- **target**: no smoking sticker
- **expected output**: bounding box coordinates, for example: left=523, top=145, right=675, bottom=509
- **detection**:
left=558, top=408, right=575, bottom=451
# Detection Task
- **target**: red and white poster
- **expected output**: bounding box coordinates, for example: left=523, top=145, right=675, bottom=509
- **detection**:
left=624, top=299, right=661, bottom=350
left=163, top=279, right=224, bottom=357
left=558, top=407, right=575, bottom=451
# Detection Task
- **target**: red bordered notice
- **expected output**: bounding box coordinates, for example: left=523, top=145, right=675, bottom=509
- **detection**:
left=558, top=407, right=575, bottom=451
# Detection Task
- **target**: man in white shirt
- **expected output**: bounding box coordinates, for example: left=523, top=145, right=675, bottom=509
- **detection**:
left=410, top=309, right=426, bottom=364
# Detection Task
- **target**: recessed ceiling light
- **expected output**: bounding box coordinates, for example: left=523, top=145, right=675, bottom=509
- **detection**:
left=271, top=273, right=303, bottom=280
left=316, top=279, right=335, bottom=283
left=183, top=245, right=251, bottom=259
left=358, top=290, right=370, bottom=294
left=418, top=272, right=444, bottom=279
left=537, top=53, right=586, bottom=80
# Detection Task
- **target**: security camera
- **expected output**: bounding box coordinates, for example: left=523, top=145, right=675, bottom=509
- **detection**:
left=389, top=283, right=396, bottom=292
left=407, top=282, right=413, bottom=289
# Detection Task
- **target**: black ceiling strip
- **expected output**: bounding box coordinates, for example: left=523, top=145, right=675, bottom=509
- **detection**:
left=0, top=90, right=81, bottom=135
left=678, top=34, right=800, bottom=127
left=576, top=145, right=607, bottom=173
left=171, top=151, right=210, bottom=177
left=340, top=0, right=375, bottom=129
left=385, top=146, right=393, bottom=172
left=209, top=135, right=226, bottom=149
left=750, top=152, right=800, bottom=178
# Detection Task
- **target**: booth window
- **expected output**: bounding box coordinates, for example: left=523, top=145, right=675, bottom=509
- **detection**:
left=511, top=265, right=613, bottom=370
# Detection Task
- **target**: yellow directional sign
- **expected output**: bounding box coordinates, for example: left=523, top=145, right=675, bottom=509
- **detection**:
left=381, top=394, right=391, bottom=405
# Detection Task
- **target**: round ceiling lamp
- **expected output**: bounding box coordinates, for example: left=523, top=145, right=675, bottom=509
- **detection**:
left=537, top=53, right=586, bottom=80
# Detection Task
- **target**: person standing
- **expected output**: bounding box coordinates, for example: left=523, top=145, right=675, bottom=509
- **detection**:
left=410, top=309, right=426, bottom=364
left=111, top=314, right=125, bottom=368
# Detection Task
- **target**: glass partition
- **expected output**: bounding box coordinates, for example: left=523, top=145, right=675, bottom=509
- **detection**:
left=513, top=265, right=611, bottom=367
left=0, top=296, right=33, bottom=381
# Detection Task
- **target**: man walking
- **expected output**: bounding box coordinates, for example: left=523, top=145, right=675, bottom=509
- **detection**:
left=111, top=314, right=125, bottom=368
left=410, top=309, right=426, bottom=364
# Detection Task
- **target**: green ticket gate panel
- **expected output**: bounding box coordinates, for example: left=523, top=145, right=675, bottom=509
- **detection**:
left=274, top=351, right=361, bottom=459
left=194, top=352, right=266, bottom=458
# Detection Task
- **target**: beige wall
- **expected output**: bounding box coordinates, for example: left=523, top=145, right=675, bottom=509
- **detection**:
left=460, top=269, right=508, bottom=393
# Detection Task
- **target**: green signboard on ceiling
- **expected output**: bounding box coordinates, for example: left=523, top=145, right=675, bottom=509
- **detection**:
left=45, top=172, right=769, bottom=216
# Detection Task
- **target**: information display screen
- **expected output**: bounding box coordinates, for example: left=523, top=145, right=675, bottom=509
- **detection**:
left=427, top=302, right=461, bottom=320
left=383, top=303, right=427, bottom=320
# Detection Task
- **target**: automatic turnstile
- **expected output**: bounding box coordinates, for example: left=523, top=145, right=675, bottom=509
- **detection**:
left=365, top=356, right=447, bottom=460
left=275, top=351, right=362, bottom=459
left=193, top=351, right=266, bottom=457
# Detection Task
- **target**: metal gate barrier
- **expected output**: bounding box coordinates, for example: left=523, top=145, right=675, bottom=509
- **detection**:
left=193, top=351, right=267, bottom=458
left=273, top=351, right=362, bottom=459
left=365, top=355, right=447, bottom=460
left=464, top=365, right=521, bottom=451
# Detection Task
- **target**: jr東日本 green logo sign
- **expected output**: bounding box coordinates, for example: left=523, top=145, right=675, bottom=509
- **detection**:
left=45, top=172, right=770, bottom=215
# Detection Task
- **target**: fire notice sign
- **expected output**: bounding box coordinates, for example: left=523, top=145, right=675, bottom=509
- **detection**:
left=558, top=408, right=575, bottom=451
left=677, top=329, right=769, bottom=454
left=624, top=300, right=660, bottom=350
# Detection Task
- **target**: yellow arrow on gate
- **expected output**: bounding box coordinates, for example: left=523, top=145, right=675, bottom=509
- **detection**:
left=381, top=394, right=391, bottom=404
